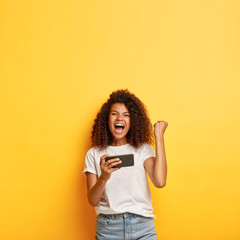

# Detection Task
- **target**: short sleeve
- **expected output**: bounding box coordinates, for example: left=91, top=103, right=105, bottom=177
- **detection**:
left=82, top=149, right=97, bottom=176
left=141, top=144, right=156, bottom=163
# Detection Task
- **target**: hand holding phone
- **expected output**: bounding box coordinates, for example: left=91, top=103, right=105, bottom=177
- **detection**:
left=99, top=154, right=123, bottom=182
left=105, top=154, right=134, bottom=168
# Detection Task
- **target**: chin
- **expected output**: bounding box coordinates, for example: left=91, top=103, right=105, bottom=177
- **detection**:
left=114, top=135, right=126, bottom=140
left=111, top=134, right=128, bottom=142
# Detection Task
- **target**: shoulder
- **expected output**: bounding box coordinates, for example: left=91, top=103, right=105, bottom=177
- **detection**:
left=86, top=146, right=97, bottom=155
left=85, top=146, right=101, bottom=159
left=136, top=143, right=155, bottom=160
left=85, top=145, right=108, bottom=158
left=137, top=143, right=154, bottom=152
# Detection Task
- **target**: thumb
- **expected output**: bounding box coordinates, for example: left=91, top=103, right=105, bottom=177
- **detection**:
left=100, top=154, right=109, bottom=166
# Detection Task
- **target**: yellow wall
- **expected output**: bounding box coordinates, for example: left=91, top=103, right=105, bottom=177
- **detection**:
left=1, top=1, right=240, bottom=239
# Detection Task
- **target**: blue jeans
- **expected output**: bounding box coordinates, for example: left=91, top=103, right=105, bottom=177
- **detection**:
left=95, top=212, right=157, bottom=240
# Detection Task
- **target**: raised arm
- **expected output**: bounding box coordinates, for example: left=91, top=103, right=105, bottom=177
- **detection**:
left=144, top=121, right=168, bottom=188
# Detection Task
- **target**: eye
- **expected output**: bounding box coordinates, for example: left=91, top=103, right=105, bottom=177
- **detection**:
left=124, top=114, right=130, bottom=117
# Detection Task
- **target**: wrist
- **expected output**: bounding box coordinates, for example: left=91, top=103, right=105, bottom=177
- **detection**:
left=155, top=134, right=164, bottom=141
left=99, top=175, right=108, bottom=184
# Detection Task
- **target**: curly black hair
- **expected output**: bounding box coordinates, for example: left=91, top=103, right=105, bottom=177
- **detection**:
left=91, top=89, right=153, bottom=149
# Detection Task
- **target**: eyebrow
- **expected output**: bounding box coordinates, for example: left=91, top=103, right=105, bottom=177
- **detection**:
left=110, top=110, right=130, bottom=114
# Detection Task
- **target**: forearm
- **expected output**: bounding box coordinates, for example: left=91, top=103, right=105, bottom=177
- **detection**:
left=154, top=135, right=167, bottom=187
left=88, top=176, right=107, bottom=206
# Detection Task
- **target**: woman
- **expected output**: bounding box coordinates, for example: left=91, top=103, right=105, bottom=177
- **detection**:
left=83, top=89, right=168, bottom=240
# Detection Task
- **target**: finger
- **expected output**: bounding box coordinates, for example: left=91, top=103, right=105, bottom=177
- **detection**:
left=100, top=154, right=109, bottom=160
left=106, top=160, right=122, bottom=169
left=100, top=154, right=109, bottom=166
left=102, top=158, right=120, bottom=170
left=105, top=158, right=120, bottom=166
left=107, top=160, right=122, bottom=169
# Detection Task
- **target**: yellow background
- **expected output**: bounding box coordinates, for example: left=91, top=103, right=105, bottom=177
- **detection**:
left=1, top=1, right=240, bottom=239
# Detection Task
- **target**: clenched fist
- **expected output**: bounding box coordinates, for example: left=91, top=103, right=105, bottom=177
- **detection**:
left=153, top=121, right=168, bottom=138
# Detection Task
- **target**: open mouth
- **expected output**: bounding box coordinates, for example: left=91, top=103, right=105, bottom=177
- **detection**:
left=114, top=123, right=125, bottom=134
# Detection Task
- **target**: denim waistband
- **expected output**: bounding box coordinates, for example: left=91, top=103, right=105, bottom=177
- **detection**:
left=98, top=212, right=140, bottom=220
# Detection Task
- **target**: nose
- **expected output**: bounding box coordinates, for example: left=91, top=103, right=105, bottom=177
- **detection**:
left=116, top=114, right=123, bottom=121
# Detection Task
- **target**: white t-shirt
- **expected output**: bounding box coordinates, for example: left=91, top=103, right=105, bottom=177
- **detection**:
left=83, top=143, right=156, bottom=218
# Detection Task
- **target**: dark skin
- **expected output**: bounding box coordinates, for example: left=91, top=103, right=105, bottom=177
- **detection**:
left=86, top=103, right=168, bottom=206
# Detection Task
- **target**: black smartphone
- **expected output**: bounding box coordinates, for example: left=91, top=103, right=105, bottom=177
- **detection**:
left=105, top=154, right=134, bottom=168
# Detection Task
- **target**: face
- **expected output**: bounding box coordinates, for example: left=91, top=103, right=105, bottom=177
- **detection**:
left=108, top=103, right=131, bottom=145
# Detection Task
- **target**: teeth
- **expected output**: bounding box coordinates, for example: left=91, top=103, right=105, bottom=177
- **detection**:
left=115, top=124, right=124, bottom=127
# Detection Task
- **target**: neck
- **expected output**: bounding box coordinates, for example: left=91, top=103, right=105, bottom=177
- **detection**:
left=110, top=138, right=128, bottom=146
